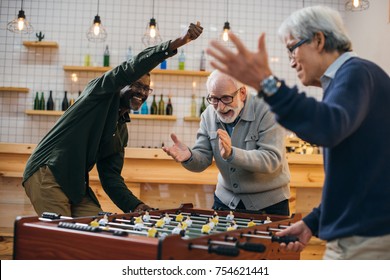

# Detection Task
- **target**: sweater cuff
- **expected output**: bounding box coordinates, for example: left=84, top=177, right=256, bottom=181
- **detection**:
left=302, top=208, right=320, bottom=237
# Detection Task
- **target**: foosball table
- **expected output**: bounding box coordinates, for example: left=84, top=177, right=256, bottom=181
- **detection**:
left=14, top=203, right=301, bottom=260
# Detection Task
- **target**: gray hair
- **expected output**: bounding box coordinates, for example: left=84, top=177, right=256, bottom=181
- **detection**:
left=278, top=6, right=352, bottom=53
left=206, top=70, right=245, bottom=92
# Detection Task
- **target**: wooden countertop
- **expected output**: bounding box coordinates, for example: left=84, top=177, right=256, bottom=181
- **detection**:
left=0, top=142, right=324, bottom=187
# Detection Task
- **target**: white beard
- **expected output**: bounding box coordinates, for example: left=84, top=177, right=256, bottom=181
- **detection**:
left=216, top=99, right=244, bottom=124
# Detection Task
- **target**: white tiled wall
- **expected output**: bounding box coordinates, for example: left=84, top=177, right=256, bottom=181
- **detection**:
left=0, top=0, right=374, bottom=147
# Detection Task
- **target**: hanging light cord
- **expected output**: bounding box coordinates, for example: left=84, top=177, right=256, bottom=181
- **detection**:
left=152, top=0, right=155, bottom=18
left=97, top=0, right=100, bottom=15
left=21, top=0, right=24, bottom=10
left=226, top=0, right=229, bottom=22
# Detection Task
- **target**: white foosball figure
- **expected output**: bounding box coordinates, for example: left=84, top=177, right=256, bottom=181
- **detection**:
left=226, top=211, right=235, bottom=222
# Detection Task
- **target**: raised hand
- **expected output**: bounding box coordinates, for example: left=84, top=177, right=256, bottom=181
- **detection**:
left=207, top=32, right=272, bottom=91
left=217, top=129, right=232, bottom=159
left=162, top=133, right=192, bottom=162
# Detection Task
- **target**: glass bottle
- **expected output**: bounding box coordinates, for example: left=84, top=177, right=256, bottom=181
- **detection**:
left=141, top=101, right=149, bottom=114
left=178, top=49, right=185, bottom=70
left=150, top=95, right=158, bottom=115
left=166, top=97, right=173, bottom=115
left=190, top=94, right=197, bottom=117
left=160, top=60, right=167, bottom=69
left=39, top=92, right=45, bottom=110
left=103, top=45, right=110, bottom=67
left=158, top=94, right=165, bottom=115
left=200, top=96, right=207, bottom=116
left=62, top=91, right=69, bottom=111
left=34, top=92, right=39, bottom=110
left=200, top=50, right=206, bottom=71
left=46, top=90, right=54, bottom=110
left=126, top=46, right=133, bottom=61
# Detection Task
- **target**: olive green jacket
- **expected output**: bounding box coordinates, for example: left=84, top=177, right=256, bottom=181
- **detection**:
left=23, top=41, right=176, bottom=212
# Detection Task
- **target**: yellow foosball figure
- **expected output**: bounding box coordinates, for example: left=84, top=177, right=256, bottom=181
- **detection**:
left=227, top=220, right=238, bottom=231
left=201, top=222, right=211, bottom=234
left=155, top=218, right=165, bottom=228
left=147, top=226, right=158, bottom=238
left=247, top=218, right=256, bottom=227
left=175, top=212, right=184, bottom=222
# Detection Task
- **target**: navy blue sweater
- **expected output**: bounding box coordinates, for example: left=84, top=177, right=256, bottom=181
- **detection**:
left=265, top=57, right=390, bottom=241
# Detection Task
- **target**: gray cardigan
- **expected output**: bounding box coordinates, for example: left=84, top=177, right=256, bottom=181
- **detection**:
left=183, top=93, right=291, bottom=210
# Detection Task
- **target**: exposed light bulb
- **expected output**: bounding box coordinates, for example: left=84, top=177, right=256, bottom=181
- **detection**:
left=149, top=26, right=156, bottom=38
left=142, top=18, right=162, bottom=46
left=221, top=22, right=230, bottom=42
left=17, top=18, right=25, bottom=31
left=353, top=0, right=359, bottom=8
left=93, top=24, right=100, bottom=36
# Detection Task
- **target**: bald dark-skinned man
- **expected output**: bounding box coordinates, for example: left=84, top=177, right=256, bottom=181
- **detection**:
left=23, top=22, right=203, bottom=217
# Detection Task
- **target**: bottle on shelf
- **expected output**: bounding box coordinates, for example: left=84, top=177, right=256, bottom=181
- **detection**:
left=141, top=101, right=149, bottom=114
left=39, top=92, right=45, bottom=110
left=160, top=60, right=167, bottom=69
left=103, top=45, right=110, bottom=67
left=200, top=96, right=207, bottom=116
left=158, top=94, right=165, bottom=115
left=34, top=92, right=39, bottom=110
left=178, top=49, right=185, bottom=70
left=62, top=91, right=69, bottom=111
left=69, top=93, right=75, bottom=106
left=150, top=94, right=158, bottom=115
left=126, top=46, right=133, bottom=61
left=46, top=90, right=54, bottom=110
left=190, top=94, right=197, bottom=117
left=200, top=50, right=206, bottom=71
left=166, top=97, right=173, bottom=115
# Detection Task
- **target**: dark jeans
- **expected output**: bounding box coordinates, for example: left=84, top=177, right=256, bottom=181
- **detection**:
left=212, top=194, right=290, bottom=216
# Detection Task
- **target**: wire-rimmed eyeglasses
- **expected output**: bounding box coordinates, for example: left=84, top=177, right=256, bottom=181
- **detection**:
left=287, top=38, right=309, bottom=62
left=206, top=87, right=242, bottom=105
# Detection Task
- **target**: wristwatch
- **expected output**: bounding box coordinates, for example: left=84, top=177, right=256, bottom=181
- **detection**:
left=258, top=75, right=281, bottom=98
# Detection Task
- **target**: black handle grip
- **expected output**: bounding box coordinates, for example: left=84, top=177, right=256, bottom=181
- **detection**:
left=42, top=212, right=61, bottom=219
left=208, top=245, right=240, bottom=257
left=236, top=242, right=266, bottom=253
left=271, top=235, right=299, bottom=243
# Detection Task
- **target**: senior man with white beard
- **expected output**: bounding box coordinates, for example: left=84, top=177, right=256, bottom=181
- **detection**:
left=163, top=70, right=291, bottom=215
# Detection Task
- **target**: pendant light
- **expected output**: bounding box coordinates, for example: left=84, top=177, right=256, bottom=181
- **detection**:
left=221, top=0, right=230, bottom=42
left=6, top=0, right=34, bottom=34
left=86, top=0, right=108, bottom=42
left=345, top=0, right=369, bottom=11
left=142, top=0, right=162, bottom=46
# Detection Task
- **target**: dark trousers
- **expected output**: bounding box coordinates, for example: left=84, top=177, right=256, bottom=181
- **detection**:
left=212, top=194, right=290, bottom=216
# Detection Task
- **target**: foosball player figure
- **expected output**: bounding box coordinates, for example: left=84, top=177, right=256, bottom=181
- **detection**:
left=134, top=216, right=144, bottom=231
left=247, top=218, right=256, bottom=227
left=143, top=210, right=151, bottom=222
left=226, top=220, right=238, bottom=231
left=263, top=216, right=272, bottom=224
left=163, top=212, right=172, bottom=225
left=172, top=222, right=186, bottom=237
left=182, top=216, right=192, bottom=228
left=226, top=210, right=235, bottom=222
left=201, top=220, right=212, bottom=234
left=207, top=217, right=215, bottom=230
left=155, top=218, right=165, bottom=228
left=147, top=225, right=158, bottom=238
left=90, top=217, right=99, bottom=227
left=212, top=212, right=219, bottom=225
left=175, top=212, right=184, bottom=222
left=98, top=214, right=109, bottom=226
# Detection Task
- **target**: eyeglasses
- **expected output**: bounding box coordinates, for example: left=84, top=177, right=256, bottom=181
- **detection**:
left=287, top=38, right=309, bottom=62
left=206, top=87, right=241, bottom=105
left=131, top=82, right=153, bottom=95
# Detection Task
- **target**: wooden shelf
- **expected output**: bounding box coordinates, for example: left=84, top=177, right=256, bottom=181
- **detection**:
left=25, top=110, right=177, bottom=120
left=25, top=110, right=63, bottom=116
left=131, top=114, right=177, bottom=121
left=183, top=116, right=200, bottom=122
left=23, top=41, right=58, bottom=48
left=64, top=66, right=210, bottom=77
left=63, top=66, right=111, bottom=72
left=0, top=87, right=29, bottom=93
left=151, top=69, right=211, bottom=77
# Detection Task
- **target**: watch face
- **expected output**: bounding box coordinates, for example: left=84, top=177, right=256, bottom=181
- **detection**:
left=262, top=76, right=280, bottom=96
